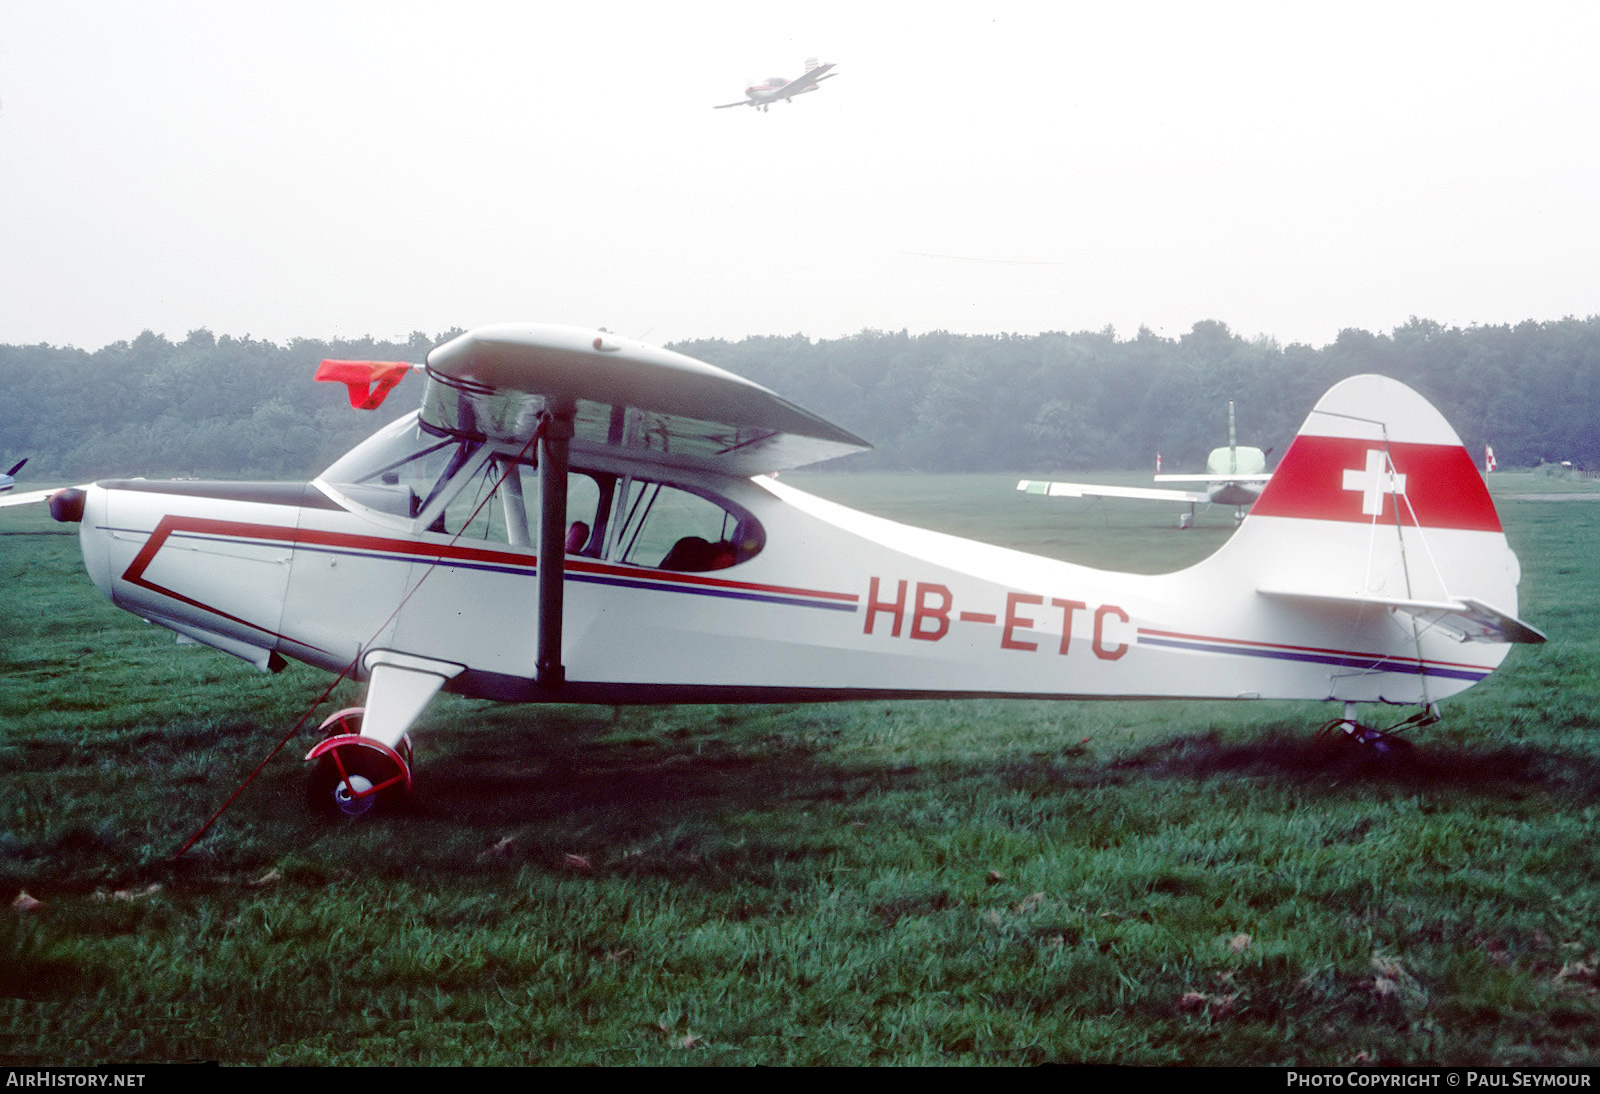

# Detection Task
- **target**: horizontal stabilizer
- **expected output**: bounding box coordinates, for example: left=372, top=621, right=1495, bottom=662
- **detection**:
left=1259, top=586, right=1547, bottom=645
left=1017, top=479, right=1210, bottom=504
left=1154, top=473, right=1273, bottom=484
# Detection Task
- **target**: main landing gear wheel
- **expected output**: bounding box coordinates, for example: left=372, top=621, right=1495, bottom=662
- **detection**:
left=304, top=707, right=414, bottom=818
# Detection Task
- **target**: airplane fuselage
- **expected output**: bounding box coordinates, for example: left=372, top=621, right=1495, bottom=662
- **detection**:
left=29, top=324, right=1537, bottom=818
left=71, top=418, right=1510, bottom=711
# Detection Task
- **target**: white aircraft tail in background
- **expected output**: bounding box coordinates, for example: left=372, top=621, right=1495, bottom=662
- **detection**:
left=1019, top=400, right=1272, bottom=527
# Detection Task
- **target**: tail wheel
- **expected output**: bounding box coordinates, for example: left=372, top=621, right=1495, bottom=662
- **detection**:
left=304, top=708, right=413, bottom=818
left=1316, top=717, right=1419, bottom=760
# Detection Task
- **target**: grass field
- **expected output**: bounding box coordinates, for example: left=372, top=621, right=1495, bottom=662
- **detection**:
left=2, top=472, right=1598, bottom=1065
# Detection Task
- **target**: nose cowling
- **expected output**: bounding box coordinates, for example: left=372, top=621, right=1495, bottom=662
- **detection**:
left=49, top=487, right=86, bottom=523
left=69, top=485, right=115, bottom=601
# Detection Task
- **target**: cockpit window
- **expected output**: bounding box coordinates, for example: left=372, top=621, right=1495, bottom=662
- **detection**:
left=441, top=460, right=605, bottom=547
left=319, top=412, right=764, bottom=569
left=613, top=480, right=761, bottom=570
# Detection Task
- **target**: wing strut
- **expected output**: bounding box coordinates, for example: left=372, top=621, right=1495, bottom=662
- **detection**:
left=537, top=397, right=577, bottom=689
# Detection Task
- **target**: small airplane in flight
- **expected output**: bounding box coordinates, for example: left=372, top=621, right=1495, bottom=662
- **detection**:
left=18, top=326, right=1543, bottom=819
left=714, top=58, right=837, bottom=112
left=1018, top=401, right=1273, bottom=528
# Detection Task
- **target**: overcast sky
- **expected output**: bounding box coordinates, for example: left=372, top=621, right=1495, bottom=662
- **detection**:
left=3, top=1, right=1598, bottom=351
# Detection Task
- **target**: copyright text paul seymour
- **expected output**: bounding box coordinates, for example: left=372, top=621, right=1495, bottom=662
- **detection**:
left=1288, top=1076, right=1591, bottom=1088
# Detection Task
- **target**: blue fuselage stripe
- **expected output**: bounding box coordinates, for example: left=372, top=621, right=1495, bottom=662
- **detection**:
left=1138, top=634, right=1489, bottom=682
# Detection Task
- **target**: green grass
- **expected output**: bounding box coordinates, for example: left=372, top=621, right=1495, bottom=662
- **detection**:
left=2, top=475, right=1598, bottom=1064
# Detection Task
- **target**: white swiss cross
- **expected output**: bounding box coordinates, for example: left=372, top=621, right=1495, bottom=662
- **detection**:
left=1342, top=449, right=1407, bottom=516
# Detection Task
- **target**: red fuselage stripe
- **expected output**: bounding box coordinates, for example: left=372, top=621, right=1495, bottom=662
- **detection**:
left=120, top=516, right=859, bottom=631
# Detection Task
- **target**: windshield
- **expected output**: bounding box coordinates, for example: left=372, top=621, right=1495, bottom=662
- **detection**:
left=317, top=412, right=471, bottom=520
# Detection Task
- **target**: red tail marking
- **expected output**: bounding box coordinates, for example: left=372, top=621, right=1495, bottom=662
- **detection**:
left=1252, top=436, right=1501, bottom=532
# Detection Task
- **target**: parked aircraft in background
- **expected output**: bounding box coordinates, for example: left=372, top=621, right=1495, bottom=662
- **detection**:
left=1018, top=401, right=1273, bottom=527
left=715, top=58, right=837, bottom=111
left=0, top=458, right=57, bottom=508
left=13, top=327, right=1543, bottom=819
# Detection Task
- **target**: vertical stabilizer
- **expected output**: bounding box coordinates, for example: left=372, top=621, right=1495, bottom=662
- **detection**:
left=1234, top=374, right=1515, bottom=606
left=1194, top=374, right=1535, bottom=702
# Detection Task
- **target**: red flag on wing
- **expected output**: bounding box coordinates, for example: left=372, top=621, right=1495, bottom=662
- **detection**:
left=316, top=360, right=416, bottom=410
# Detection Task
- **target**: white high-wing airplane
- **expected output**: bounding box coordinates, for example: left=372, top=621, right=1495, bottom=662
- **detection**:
left=29, top=325, right=1543, bottom=817
left=1018, top=401, right=1273, bottom=527
left=714, top=58, right=837, bottom=112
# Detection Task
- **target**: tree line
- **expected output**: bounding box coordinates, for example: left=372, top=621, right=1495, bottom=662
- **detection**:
left=3, top=316, right=1596, bottom=481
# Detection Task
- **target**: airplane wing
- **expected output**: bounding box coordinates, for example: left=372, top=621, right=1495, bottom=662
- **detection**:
left=780, top=63, right=835, bottom=95
left=1259, top=587, right=1547, bottom=645
left=0, top=488, right=61, bottom=509
left=1017, top=479, right=1212, bottom=504
left=712, top=99, right=751, bottom=109
left=422, top=324, right=870, bottom=475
